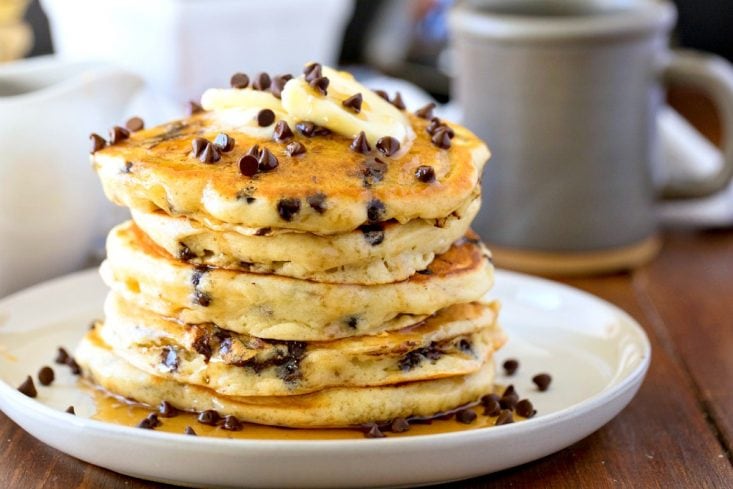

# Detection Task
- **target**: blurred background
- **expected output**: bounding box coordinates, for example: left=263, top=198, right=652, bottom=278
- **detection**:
left=1, top=0, right=732, bottom=295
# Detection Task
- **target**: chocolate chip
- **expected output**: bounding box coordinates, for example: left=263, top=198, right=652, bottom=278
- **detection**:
left=503, top=385, right=516, bottom=397
left=108, top=126, right=130, bottom=144
left=295, top=121, right=317, bottom=137
left=481, top=393, right=500, bottom=406
left=159, top=400, right=179, bottom=418
left=184, top=426, right=197, bottom=436
left=360, top=223, right=385, bottom=246
left=426, top=117, right=442, bottom=135
left=252, top=72, right=271, bottom=90
left=362, top=158, right=387, bottom=187
left=399, top=343, right=442, bottom=371
left=456, top=409, right=477, bottom=424
left=191, top=137, right=208, bottom=157
left=239, top=154, right=259, bottom=177
left=257, top=147, right=279, bottom=172
left=515, top=399, right=536, bottom=418
left=214, top=133, right=235, bottom=152
left=309, top=76, right=329, bottom=95
left=222, top=415, right=243, bottom=431
left=199, top=143, right=221, bottom=164
left=55, top=347, right=70, bottom=365
left=391, top=417, right=410, bottom=433
left=458, top=339, right=472, bottom=353
left=125, top=116, right=144, bottom=132
left=415, top=103, right=436, bottom=119
left=230, top=72, right=249, bottom=89
left=89, top=133, right=106, bottom=153
left=254, top=227, right=271, bottom=236
left=38, top=366, right=54, bottom=386
left=17, top=376, right=37, bottom=398
left=342, top=93, right=362, bottom=113
left=257, top=109, right=275, bottom=127
left=495, top=409, right=514, bottom=426
left=270, top=74, right=292, bottom=99
left=350, top=131, right=371, bottom=154
left=366, top=199, right=385, bottom=222
left=277, top=198, right=301, bottom=221
left=65, top=406, right=75, bottom=415
left=482, top=398, right=501, bottom=416
left=137, top=413, right=161, bottom=430
left=431, top=128, right=452, bottom=149
left=365, top=423, right=386, bottom=439
left=376, top=136, right=400, bottom=156
left=374, top=89, right=389, bottom=101
left=499, top=393, right=519, bottom=410
left=122, top=161, right=133, bottom=174
left=285, top=141, right=306, bottom=156
left=390, top=92, right=406, bottom=110
left=188, top=100, right=204, bottom=115
left=415, top=165, right=435, bottom=183
left=273, top=120, right=294, bottom=142
left=306, top=193, right=327, bottom=213
left=194, top=290, right=212, bottom=307
left=161, top=346, right=179, bottom=372
left=192, top=334, right=213, bottom=362
left=503, top=359, right=519, bottom=376
left=346, top=316, right=358, bottom=329
left=197, top=409, right=220, bottom=426
left=67, top=358, right=81, bottom=375
left=178, top=243, right=196, bottom=261
left=303, top=63, right=322, bottom=81
left=533, top=373, right=552, bottom=391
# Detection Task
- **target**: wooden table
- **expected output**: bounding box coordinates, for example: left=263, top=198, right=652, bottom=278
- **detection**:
left=2, top=95, right=733, bottom=489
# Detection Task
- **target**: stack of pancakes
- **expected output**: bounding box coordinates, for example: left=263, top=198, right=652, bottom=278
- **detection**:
left=76, top=66, right=502, bottom=428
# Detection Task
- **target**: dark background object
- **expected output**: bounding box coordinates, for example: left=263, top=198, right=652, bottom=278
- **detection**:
left=673, top=0, right=733, bottom=62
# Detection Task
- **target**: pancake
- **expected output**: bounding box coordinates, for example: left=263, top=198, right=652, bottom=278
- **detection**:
left=98, top=294, right=503, bottom=396
left=76, top=330, right=497, bottom=428
left=93, top=111, right=489, bottom=235
left=131, top=194, right=480, bottom=284
left=102, top=221, right=494, bottom=340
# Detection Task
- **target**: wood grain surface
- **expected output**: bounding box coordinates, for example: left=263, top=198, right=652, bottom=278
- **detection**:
left=2, top=90, right=732, bottom=489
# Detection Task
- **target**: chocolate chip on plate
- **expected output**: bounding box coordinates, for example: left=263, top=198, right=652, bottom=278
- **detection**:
left=415, top=103, right=436, bottom=119
left=67, top=358, right=81, bottom=375
left=350, top=131, right=371, bottom=154
left=125, top=116, right=144, bottom=132
left=495, top=409, right=514, bottom=426
left=239, top=154, right=259, bottom=177
left=391, top=417, right=410, bottom=433
left=197, top=409, right=220, bottom=426
left=533, top=373, right=552, bottom=391
left=456, top=408, right=478, bottom=424
left=342, top=93, right=363, bottom=113
left=503, top=358, right=519, bottom=376
left=213, top=133, right=235, bottom=152
left=364, top=423, right=386, bottom=439
left=137, top=413, right=161, bottom=430
left=285, top=141, right=306, bottom=157
left=376, top=136, right=400, bottom=156
left=159, top=400, right=179, bottom=418
left=65, top=405, right=75, bottom=415
left=184, top=426, right=197, bottom=436
left=17, top=376, right=37, bottom=398
left=257, top=109, right=276, bottom=127
left=252, top=72, right=271, bottom=91
left=222, top=415, right=243, bottom=431
left=273, top=120, right=294, bottom=142
left=230, top=72, right=250, bottom=89
left=415, top=165, right=436, bottom=183
left=482, top=398, right=501, bottom=417
left=37, top=366, right=54, bottom=386
left=55, top=347, right=70, bottom=365
left=188, top=100, right=204, bottom=115
left=515, top=399, right=537, bottom=418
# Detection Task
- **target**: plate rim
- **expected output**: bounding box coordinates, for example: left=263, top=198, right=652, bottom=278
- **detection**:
left=0, top=267, right=651, bottom=451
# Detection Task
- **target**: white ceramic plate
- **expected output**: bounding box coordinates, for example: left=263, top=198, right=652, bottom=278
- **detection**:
left=0, top=269, right=650, bottom=489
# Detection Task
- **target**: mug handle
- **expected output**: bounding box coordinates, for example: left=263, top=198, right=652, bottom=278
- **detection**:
left=660, top=49, right=733, bottom=199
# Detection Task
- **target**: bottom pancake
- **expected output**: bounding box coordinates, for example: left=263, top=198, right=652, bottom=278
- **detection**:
left=76, top=330, right=496, bottom=428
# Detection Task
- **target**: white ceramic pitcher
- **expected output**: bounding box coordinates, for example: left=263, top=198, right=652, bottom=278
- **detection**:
left=0, top=56, right=142, bottom=297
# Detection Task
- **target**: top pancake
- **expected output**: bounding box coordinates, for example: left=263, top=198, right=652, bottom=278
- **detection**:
left=93, top=111, right=489, bottom=234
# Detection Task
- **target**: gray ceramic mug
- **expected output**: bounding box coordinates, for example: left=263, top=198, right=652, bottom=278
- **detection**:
left=450, top=0, right=733, bottom=274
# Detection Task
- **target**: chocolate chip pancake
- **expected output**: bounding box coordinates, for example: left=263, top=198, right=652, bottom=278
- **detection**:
left=130, top=194, right=480, bottom=284
left=92, top=101, right=488, bottom=235
left=76, top=330, right=497, bottom=428
left=97, top=294, right=503, bottom=396
left=102, top=221, right=494, bottom=341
